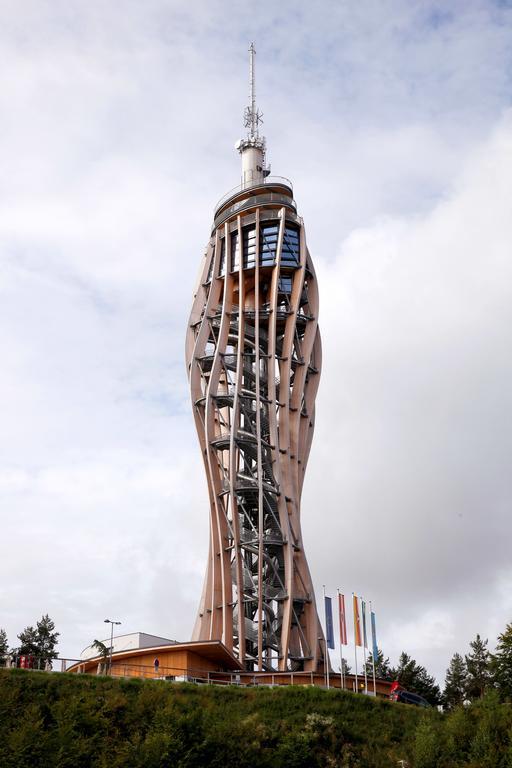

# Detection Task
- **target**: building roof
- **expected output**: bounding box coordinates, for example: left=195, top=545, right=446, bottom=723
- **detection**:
left=73, top=639, right=243, bottom=672
left=80, top=632, right=178, bottom=660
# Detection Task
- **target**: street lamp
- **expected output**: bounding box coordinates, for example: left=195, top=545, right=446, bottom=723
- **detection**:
left=104, top=618, right=121, bottom=675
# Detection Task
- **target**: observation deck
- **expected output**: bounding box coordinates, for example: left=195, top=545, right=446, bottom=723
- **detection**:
left=213, top=176, right=296, bottom=230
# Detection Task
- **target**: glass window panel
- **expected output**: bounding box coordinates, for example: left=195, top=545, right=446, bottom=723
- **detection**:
left=219, top=239, right=226, bottom=276
left=278, top=276, right=293, bottom=294
left=281, top=227, right=300, bottom=266
left=243, top=226, right=257, bottom=268
left=259, top=223, right=279, bottom=267
left=230, top=231, right=240, bottom=271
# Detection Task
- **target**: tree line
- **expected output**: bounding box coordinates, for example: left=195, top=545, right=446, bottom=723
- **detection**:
left=357, top=621, right=512, bottom=708
left=0, top=615, right=59, bottom=666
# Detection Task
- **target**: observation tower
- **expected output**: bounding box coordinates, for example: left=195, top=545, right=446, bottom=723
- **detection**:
left=186, top=44, right=325, bottom=672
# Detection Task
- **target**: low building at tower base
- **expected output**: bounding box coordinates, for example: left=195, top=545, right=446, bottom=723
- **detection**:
left=69, top=635, right=393, bottom=697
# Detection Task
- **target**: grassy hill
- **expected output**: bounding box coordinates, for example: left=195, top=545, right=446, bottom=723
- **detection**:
left=1, top=669, right=511, bottom=767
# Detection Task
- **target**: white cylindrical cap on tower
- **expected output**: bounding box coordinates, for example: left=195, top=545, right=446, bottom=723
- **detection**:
left=239, top=141, right=265, bottom=187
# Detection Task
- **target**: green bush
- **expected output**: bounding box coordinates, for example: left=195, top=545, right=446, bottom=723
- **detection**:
left=413, top=717, right=441, bottom=768
left=1, top=669, right=511, bottom=767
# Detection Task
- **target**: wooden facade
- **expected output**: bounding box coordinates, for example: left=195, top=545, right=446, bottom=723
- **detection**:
left=70, top=640, right=242, bottom=679
left=70, top=640, right=393, bottom=698
left=186, top=176, right=324, bottom=672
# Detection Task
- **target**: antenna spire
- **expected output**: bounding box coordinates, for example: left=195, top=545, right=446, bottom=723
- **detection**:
left=245, top=42, right=262, bottom=139
left=236, top=43, right=269, bottom=186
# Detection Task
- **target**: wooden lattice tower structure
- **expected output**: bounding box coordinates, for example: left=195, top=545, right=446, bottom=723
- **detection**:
left=186, top=44, right=325, bottom=672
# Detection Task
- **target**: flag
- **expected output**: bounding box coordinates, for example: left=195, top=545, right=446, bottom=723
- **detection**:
left=353, top=594, right=362, bottom=647
left=338, top=593, right=348, bottom=646
left=324, top=596, right=335, bottom=649
left=371, top=610, right=378, bottom=663
left=361, top=599, right=368, bottom=648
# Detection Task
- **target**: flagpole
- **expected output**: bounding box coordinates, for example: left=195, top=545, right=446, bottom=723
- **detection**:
left=370, top=601, right=377, bottom=697
left=323, top=585, right=330, bottom=689
left=352, top=593, right=358, bottom=693
left=362, top=597, right=368, bottom=695
left=337, top=589, right=344, bottom=692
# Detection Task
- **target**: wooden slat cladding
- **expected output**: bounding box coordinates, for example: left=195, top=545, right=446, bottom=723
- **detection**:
left=186, top=188, right=325, bottom=673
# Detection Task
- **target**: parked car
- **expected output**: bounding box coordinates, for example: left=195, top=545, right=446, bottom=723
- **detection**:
left=389, top=682, right=430, bottom=707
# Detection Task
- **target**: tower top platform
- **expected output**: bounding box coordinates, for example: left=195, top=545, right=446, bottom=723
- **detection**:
left=214, top=175, right=293, bottom=218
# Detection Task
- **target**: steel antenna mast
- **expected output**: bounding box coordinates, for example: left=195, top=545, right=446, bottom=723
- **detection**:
left=245, top=42, right=262, bottom=139
left=249, top=42, right=256, bottom=137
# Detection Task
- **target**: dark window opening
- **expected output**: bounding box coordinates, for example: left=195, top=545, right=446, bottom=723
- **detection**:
left=281, top=227, right=300, bottom=266
left=278, top=276, right=293, bottom=294
left=227, top=223, right=300, bottom=271
left=260, top=224, right=279, bottom=266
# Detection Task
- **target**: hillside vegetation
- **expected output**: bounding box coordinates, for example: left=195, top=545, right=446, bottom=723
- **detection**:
left=1, top=669, right=512, bottom=767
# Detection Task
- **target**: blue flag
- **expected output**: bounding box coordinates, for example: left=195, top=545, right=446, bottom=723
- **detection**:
left=324, top=596, right=335, bottom=649
left=361, top=599, right=368, bottom=647
left=371, top=611, right=378, bottom=663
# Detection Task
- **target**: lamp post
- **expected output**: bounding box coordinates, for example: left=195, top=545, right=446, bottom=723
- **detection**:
left=104, top=618, right=121, bottom=675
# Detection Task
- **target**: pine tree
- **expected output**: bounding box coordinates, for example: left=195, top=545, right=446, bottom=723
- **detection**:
left=0, top=628, right=8, bottom=664
left=491, top=623, right=512, bottom=701
left=364, top=648, right=392, bottom=680
left=15, top=625, right=39, bottom=657
left=465, top=634, right=490, bottom=700
left=35, top=615, right=59, bottom=663
left=443, top=652, right=467, bottom=709
left=12, top=615, right=59, bottom=663
left=391, top=651, right=441, bottom=706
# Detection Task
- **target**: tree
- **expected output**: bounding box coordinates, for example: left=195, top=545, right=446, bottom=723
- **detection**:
left=15, top=625, right=39, bottom=657
left=339, top=657, right=351, bottom=676
left=391, top=652, right=441, bottom=706
left=92, top=639, right=110, bottom=674
left=443, top=653, right=467, bottom=709
left=12, top=615, right=59, bottom=664
left=35, top=615, right=59, bottom=663
left=413, top=717, right=441, bottom=768
left=364, top=648, right=392, bottom=680
left=490, top=623, right=512, bottom=701
left=0, top=629, right=8, bottom=665
left=468, top=691, right=509, bottom=763
left=465, top=634, right=490, bottom=700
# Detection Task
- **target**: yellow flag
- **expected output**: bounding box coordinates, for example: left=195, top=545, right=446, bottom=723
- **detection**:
left=353, top=594, right=362, bottom=647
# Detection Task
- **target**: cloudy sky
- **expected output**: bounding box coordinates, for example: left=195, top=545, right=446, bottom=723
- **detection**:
left=1, top=0, right=511, bottom=683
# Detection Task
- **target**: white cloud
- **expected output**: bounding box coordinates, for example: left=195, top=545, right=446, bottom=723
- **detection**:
left=385, top=609, right=455, bottom=653
left=308, top=112, right=512, bottom=680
